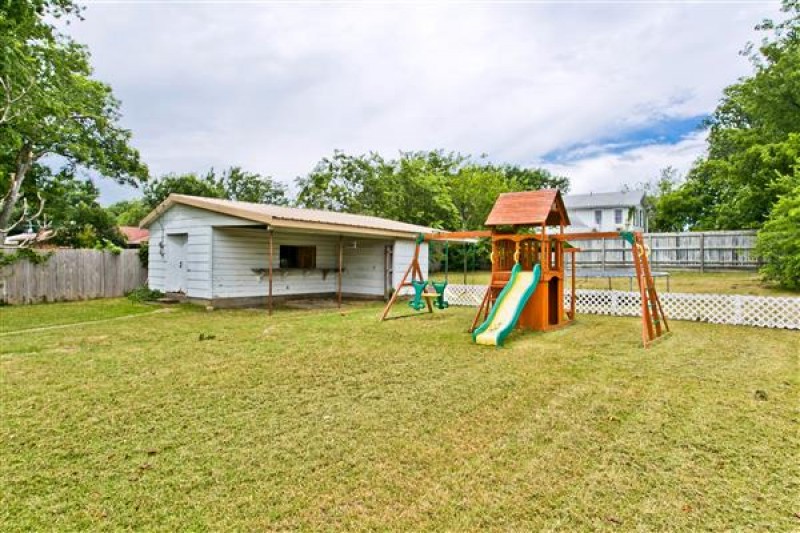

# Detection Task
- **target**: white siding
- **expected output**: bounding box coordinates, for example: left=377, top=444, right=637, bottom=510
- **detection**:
left=212, top=228, right=335, bottom=298
left=567, top=206, right=646, bottom=232
left=341, top=238, right=390, bottom=296
left=147, top=204, right=260, bottom=297
left=392, top=239, right=428, bottom=294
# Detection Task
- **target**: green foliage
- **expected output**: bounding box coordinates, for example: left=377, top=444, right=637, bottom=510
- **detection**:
left=125, top=285, right=164, bottom=303
left=0, top=0, right=147, bottom=239
left=32, top=174, right=126, bottom=249
left=654, top=2, right=800, bottom=230
left=107, top=199, right=150, bottom=226
left=93, top=238, right=122, bottom=255
left=143, top=167, right=287, bottom=209
left=630, top=166, right=689, bottom=232
left=221, top=166, right=288, bottom=205
left=756, top=177, right=800, bottom=288
left=0, top=247, right=53, bottom=267
left=138, top=241, right=149, bottom=268
left=295, top=150, right=569, bottom=231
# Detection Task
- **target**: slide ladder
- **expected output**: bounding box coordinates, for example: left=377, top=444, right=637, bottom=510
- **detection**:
left=622, top=231, right=670, bottom=347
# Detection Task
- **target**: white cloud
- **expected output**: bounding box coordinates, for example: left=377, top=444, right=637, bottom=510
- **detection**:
left=541, top=130, right=708, bottom=194
left=63, top=1, right=782, bottom=203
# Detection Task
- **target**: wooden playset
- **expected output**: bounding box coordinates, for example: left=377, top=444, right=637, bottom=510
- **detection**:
left=380, top=189, right=669, bottom=348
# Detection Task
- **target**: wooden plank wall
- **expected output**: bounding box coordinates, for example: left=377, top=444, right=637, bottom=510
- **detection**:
left=0, top=249, right=147, bottom=305
left=568, top=230, right=759, bottom=271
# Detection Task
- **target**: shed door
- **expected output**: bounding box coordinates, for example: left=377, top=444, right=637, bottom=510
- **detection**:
left=166, top=234, right=188, bottom=293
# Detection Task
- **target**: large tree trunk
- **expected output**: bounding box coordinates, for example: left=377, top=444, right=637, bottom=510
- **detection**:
left=0, top=142, right=34, bottom=243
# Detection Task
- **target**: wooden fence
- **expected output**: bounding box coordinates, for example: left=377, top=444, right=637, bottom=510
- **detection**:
left=0, top=248, right=147, bottom=305
left=568, top=230, right=759, bottom=271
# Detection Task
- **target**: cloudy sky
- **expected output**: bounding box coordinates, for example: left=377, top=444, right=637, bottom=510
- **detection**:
left=67, top=1, right=782, bottom=204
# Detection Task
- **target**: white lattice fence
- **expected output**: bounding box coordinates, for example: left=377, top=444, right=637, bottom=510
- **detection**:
left=444, top=284, right=800, bottom=330
left=445, top=284, right=487, bottom=307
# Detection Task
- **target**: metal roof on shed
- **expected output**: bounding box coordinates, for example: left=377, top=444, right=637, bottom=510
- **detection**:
left=140, top=194, right=438, bottom=238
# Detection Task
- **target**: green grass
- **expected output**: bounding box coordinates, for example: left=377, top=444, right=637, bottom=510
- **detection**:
left=1, top=300, right=798, bottom=530
left=0, top=298, right=158, bottom=335
left=432, top=270, right=798, bottom=296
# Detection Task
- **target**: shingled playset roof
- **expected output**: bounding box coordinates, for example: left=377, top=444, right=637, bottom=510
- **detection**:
left=484, top=189, right=570, bottom=227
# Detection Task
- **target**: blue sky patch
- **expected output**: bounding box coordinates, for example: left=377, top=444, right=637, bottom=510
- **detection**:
left=542, top=114, right=709, bottom=164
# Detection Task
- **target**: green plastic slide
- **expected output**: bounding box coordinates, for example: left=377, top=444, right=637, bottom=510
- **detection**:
left=472, top=263, right=541, bottom=347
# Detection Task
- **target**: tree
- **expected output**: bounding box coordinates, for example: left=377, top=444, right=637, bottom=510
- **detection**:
left=295, top=150, right=570, bottom=231
left=33, top=172, right=124, bottom=248
left=107, top=199, right=150, bottom=226
left=657, top=1, right=800, bottom=230
left=218, top=166, right=287, bottom=205
left=143, top=167, right=288, bottom=209
left=755, top=174, right=800, bottom=288
left=503, top=165, right=569, bottom=193
left=143, top=171, right=224, bottom=209
left=0, top=0, right=148, bottom=242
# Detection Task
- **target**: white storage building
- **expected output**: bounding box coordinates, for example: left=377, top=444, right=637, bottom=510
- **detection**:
left=140, top=195, right=433, bottom=308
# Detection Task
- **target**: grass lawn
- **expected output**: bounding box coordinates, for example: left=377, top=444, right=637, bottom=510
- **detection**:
left=432, top=269, right=798, bottom=296
left=2, top=299, right=798, bottom=530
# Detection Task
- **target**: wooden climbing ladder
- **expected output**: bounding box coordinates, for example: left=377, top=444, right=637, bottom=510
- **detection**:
left=628, top=231, right=670, bottom=347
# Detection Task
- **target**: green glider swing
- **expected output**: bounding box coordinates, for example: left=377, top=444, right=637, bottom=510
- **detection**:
left=407, top=241, right=450, bottom=311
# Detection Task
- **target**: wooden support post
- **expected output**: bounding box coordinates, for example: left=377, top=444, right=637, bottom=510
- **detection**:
left=380, top=239, right=421, bottom=321
left=699, top=232, right=705, bottom=273
left=268, top=228, right=274, bottom=316
left=570, top=249, right=576, bottom=320
left=463, top=243, right=467, bottom=284
left=337, top=235, right=343, bottom=309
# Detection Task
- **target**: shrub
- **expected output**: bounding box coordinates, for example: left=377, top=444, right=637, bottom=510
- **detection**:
left=138, top=242, right=149, bottom=268
left=126, top=286, right=164, bottom=303
left=756, top=182, right=800, bottom=289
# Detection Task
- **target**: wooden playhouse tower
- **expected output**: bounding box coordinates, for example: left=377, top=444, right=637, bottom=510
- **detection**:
left=470, top=189, right=577, bottom=333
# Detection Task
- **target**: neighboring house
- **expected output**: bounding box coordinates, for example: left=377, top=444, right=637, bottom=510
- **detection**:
left=563, top=190, right=647, bottom=232
left=119, top=226, right=149, bottom=247
left=139, top=194, right=434, bottom=307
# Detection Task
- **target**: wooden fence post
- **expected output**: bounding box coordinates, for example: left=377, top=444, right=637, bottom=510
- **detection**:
left=700, top=232, right=705, bottom=273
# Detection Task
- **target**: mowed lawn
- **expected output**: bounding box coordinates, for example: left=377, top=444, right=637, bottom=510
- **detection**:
left=1, top=300, right=798, bottom=530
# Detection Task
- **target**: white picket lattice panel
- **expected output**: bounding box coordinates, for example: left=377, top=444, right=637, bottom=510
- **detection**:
left=444, top=284, right=488, bottom=307
left=444, top=284, right=800, bottom=330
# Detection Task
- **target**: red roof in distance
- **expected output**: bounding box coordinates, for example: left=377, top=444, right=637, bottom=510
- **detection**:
left=119, top=226, right=149, bottom=244
left=484, top=189, right=570, bottom=227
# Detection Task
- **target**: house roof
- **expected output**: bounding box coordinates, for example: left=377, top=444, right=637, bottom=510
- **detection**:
left=564, top=190, right=646, bottom=209
left=484, top=189, right=570, bottom=227
left=140, top=194, right=439, bottom=239
left=119, top=226, right=149, bottom=244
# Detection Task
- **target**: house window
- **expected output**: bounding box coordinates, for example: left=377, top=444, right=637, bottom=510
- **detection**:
left=615, top=209, right=623, bottom=225
left=279, top=245, right=316, bottom=269
left=594, top=210, right=602, bottom=225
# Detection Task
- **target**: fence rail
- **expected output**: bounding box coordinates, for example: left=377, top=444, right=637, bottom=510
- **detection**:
left=0, top=248, right=147, bottom=305
left=568, top=230, right=759, bottom=271
left=443, top=284, right=800, bottom=330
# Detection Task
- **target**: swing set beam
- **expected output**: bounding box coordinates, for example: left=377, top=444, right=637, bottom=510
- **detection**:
left=423, top=230, right=492, bottom=241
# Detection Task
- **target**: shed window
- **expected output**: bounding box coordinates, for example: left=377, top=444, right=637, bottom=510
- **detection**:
left=594, top=210, right=602, bottom=225
left=279, top=245, right=316, bottom=269
left=614, top=209, right=623, bottom=224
